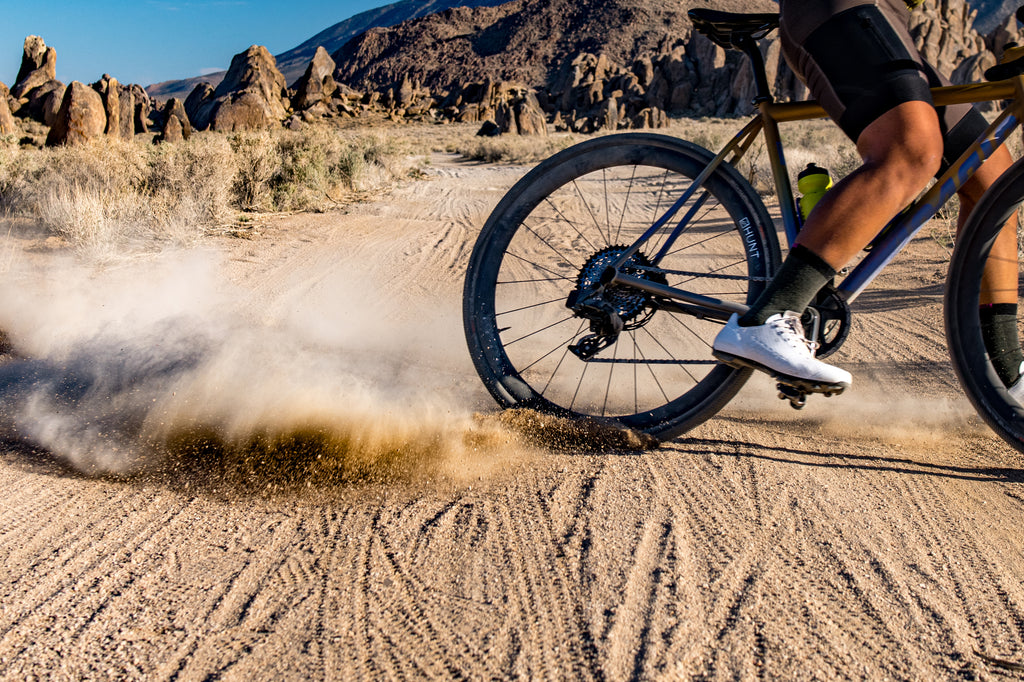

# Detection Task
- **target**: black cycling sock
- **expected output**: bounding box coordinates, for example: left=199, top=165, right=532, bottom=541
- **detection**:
left=980, top=303, right=1024, bottom=385
left=739, top=244, right=837, bottom=327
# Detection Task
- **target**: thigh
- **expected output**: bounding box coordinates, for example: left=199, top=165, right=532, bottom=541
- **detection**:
left=779, top=0, right=985, bottom=172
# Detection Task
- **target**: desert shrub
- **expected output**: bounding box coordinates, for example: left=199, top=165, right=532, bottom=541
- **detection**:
left=455, top=133, right=579, bottom=164
left=146, top=133, right=236, bottom=241
left=0, top=125, right=418, bottom=253
left=229, top=133, right=280, bottom=212
left=269, top=129, right=405, bottom=210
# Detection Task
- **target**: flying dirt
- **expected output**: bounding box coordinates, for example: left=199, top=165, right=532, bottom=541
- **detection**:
left=2, top=155, right=1024, bottom=679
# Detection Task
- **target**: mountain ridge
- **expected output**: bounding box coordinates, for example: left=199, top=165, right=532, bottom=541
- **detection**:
left=146, top=0, right=510, bottom=99
left=148, top=0, right=1019, bottom=101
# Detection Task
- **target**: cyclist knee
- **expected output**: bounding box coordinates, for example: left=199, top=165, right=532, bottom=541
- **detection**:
left=861, top=135, right=942, bottom=198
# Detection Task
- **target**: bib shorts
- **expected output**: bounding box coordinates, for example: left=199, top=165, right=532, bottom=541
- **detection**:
left=779, top=0, right=987, bottom=173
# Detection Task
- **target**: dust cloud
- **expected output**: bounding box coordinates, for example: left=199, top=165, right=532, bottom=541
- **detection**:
left=0, top=250, right=533, bottom=483
left=728, top=368, right=985, bottom=447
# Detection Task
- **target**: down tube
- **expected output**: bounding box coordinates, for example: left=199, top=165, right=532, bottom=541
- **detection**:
left=838, top=110, right=1019, bottom=302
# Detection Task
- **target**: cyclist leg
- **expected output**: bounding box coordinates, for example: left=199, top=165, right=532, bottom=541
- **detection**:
left=714, top=0, right=938, bottom=387
left=956, top=146, right=1024, bottom=387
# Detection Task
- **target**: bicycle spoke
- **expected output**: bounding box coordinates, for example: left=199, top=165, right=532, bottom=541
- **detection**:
left=497, top=275, right=573, bottom=285
left=614, top=165, right=639, bottom=244
left=502, top=250, right=576, bottom=284
left=503, top=314, right=577, bottom=347
left=520, top=219, right=583, bottom=270
left=496, top=296, right=566, bottom=317
left=635, top=340, right=671, bottom=404
left=640, top=324, right=699, bottom=385
left=542, top=197, right=600, bottom=253
left=572, top=178, right=611, bottom=247
left=665, top=311, right=714, bottom=350
left=540, top=321, right=588, bottom=396
left=569, top=355, right=592, bottom=411
left=602, top=339, right=618, bottom=417
left=670, top=258, right=749, bottom=288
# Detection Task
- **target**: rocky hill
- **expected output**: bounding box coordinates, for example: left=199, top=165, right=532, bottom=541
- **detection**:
left=333, top=0, right=772, bottom=91
left=7, top=0, right=1022, bottom=147
left=146, top=0, right=511, bottom=100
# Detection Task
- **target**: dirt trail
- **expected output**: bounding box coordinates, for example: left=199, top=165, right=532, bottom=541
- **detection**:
left=2, top=155, right=1024, bottom=680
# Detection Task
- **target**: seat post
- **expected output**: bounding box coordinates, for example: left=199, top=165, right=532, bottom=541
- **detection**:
left=737, top=36, right=774, bottom=104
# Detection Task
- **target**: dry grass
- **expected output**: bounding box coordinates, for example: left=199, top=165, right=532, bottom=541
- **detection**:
left=0, top=127, right=421, bottom=257
left=1, top=113, right=1019, bottom=256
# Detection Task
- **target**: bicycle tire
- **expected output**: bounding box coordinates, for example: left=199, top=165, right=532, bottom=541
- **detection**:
left=463, top=133, right=781, bottom=441
left=946, top=156, right=1024, bottom=454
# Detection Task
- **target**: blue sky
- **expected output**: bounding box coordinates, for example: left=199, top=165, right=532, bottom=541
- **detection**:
left=0, top=1, right=391, bottom=89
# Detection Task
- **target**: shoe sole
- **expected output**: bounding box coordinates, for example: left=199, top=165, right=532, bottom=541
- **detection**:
left=712, top=349, right=850, bottom=396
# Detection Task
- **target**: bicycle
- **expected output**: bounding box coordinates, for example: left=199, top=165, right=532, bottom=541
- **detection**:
left=462, top=8, right=1024, bottom=452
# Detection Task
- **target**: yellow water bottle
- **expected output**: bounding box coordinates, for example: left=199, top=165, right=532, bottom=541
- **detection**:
left=797, top=163, right=833, bottom=222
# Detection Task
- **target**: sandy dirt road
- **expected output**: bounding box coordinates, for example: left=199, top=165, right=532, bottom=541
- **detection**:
left=2, top=155, right=1024, bottom=680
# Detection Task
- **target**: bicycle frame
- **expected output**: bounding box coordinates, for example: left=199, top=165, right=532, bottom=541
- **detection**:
left=609, top=75, right=1024, bottom=318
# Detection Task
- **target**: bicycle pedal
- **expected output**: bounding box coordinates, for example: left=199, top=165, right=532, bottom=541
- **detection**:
left=776, top=383, right=807, bottom=410
left=773, top=373, right=848, bottom=397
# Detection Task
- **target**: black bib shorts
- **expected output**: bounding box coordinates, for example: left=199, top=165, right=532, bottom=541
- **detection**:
left=779, top=0, right=987, bottom=174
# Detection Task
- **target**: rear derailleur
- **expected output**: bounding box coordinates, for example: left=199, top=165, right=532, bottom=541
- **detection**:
left=565, top=292, right=623, bottom=361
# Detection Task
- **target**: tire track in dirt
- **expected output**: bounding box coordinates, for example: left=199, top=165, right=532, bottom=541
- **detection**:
left=5, top=153, right=1024, bottom=678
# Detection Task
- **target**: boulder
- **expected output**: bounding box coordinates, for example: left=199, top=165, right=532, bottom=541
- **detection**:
left=158, top=115, right=186, bottom=143
left=184, top=82, right=215, bottom=129
left=191, top=45, right=289, bottom=131
left=92, top=75, right=123, bottom=138
left=46, top=81, right=106, bottom=146
left=23, top=80, right=64, bottom=126
left=12, top=36, right=57, bottom=99
left=205, top=90, right=285, bottom=132
left=130, top=84, right=151, bottom=133
left=155, top=98, right=192, bottom=142
left=291, top=46, right=337, bottom=111
left=0, top=83, right=16, bottom=136
left=116, top=84, right=135, bottom=138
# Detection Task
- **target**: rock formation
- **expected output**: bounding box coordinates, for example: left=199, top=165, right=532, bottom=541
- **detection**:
left=23, top=80, right=64, bottom=127
left=187, top=45, right=290, bottom=131
left=92, top=75, right=124, bottom=139
left=46, top=81, right=106, bottom=146
left=154, top=98, right=192, bottom=143
left=0, top=83, right=16, bottom=136
left=291, top=46, right=338, bottom=111
left=4, top=0, right=1021, bottom=142
left=11, top=36, right=57, bottom=100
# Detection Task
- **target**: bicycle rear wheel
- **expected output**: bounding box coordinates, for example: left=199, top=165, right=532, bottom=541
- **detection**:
left=463, top=133, right=780, bottom=440
left=946, top=156, right=1024, bottom=454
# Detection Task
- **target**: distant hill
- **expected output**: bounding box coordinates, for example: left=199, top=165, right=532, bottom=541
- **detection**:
left=148, top=0, right=1020, bottom=101
left=146, top=0, right=511, bottom=100
left=332, top=0, right=776, bottom=91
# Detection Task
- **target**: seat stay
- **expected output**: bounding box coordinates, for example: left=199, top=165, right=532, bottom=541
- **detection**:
left=609, top=116, right=765, bottom=272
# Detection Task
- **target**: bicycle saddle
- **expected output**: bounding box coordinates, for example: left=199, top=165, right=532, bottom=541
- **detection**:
left=687, top=9, right=780, bottom=50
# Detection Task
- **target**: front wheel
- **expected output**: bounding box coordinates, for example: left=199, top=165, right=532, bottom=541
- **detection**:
left=946, top=156, right=1024, bottom=454
left=463, top=134, right=781, bottom=440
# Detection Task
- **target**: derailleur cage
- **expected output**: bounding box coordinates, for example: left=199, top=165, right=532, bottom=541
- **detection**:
left=567, top=295, right=624, bottom=360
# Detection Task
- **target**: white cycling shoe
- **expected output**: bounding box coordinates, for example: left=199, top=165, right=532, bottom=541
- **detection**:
left=713, top=311, right=852, bottom=391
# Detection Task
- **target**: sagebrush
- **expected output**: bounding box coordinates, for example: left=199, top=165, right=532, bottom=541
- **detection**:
left=0, top=127, right=419, bottom=255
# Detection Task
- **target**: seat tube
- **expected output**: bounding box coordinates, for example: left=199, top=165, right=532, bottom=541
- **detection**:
left=759, top=102, right=801, bottom=249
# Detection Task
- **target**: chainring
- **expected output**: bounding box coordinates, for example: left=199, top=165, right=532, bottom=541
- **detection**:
left=804, top=282, right=851, bottom=358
